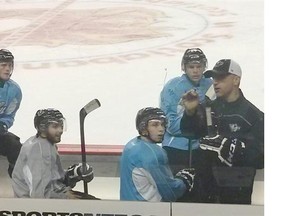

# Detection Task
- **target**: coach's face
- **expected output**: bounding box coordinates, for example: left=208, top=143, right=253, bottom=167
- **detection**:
left=213, top=73, right=241, bottom=102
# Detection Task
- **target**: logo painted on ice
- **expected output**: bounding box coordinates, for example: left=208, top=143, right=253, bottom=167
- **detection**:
left=0, top=0, right=237, bottom=67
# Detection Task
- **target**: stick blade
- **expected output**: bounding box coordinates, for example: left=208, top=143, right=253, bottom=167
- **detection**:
left=81, top=99, right=101, bottom=116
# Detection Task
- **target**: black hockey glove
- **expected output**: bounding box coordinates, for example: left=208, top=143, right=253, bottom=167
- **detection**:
left=66, top=163, right=94, bottom=185
left=0, top=122, right=8, bottom=135
left=175, top=168, right=196, bottom=192
left=200, top=135, right=246, bottom=167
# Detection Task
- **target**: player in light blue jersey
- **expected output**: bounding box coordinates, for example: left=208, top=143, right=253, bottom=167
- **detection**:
left=0, top=49, right=22, bottom=177
left=160, top=48, right=212, bottom=202
left=120, top=107, right=195, bottom=202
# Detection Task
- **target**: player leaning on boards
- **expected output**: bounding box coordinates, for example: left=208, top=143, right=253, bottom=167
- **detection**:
left=12, top=109, right=97, bottom=199
left=0, top=49, right=22, bottom=177
left=120, top=107, right=195, bottom=202
left=180, top=59, right=264, bottom=204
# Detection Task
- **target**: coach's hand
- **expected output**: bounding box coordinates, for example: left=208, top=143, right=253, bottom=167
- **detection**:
left=200, top=135, right=246, bottom=167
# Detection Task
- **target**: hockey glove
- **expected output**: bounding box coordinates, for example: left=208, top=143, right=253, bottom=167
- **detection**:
left=66, top=163, right=94, bottom=184
left=200, top=135, right=246, bottom=167
left=175, top=168, right=196, bottom=192
left=0, top=122, right=8, bottom=135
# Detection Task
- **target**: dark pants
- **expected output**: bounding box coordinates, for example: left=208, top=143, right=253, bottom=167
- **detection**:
left=163, top=146, right=256, bottom=204
left=163, top=146, right=190, bottom=175
left=212, top=166, right=256, bottom=204
left=195, top=152, right=256, bottom=204
left=0, top=132, right=22, bottom=177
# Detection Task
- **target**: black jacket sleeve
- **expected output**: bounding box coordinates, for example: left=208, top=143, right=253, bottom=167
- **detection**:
left=241, top=111, right=264, bottom=169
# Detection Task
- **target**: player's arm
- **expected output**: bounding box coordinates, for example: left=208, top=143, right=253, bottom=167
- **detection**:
left=1, top=87, right=22, bottom=129
left=146, top=164, right=187, bottom=201
left=180, top=90, right=208, bottom=138
left=160, top=85, right=185, bottom=135
left=149, top=166, right=196, bottom=201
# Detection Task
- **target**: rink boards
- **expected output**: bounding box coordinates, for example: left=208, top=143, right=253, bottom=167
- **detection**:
left=0, top=198, right=263, bottom=216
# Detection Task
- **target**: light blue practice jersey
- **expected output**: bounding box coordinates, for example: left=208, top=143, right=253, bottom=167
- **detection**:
left=120, top=137, right=186, bottom=201
left=160, top=74, right=212, bottom=150
left=0, top=79, right=22, bottom=128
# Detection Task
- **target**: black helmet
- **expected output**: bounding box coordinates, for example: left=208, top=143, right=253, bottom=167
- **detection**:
left=136, top=107, right=167, bottom=135
left=0, top=49, right=14, bottom=78
left=0, top=49, right=14, bottom=62
left=181, top=48, right=207, bottom=70
left=34, top=108, right=65, bottom=132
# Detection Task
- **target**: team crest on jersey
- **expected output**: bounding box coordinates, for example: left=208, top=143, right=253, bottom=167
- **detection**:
left=229, top=123, right=241, bottom=132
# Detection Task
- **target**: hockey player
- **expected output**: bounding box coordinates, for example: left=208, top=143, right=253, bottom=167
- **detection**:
left=12, top=108, right=96, bottom=199
left=120, top=107, right=195, bottom=202
left=0, top=49, right=22, bottom=177
left=160, top=48, right=212, bottom=202
left=180, top=59, right=264, bottom=204
left=160, top=48, right=212, bottom=174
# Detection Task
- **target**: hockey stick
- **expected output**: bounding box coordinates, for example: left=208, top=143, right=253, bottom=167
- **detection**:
left=188, top=85, right=216, bottom=167
left=79, top=99, right=101, bottom=194
left=205, top=85, right=216, bottom=136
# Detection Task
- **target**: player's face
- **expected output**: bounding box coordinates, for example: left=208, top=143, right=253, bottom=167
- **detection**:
left=45, top=122, right=64, bottom=144
left=213, top=74, right=240, bottom=101
left=184, top=62, right=205, bottom=84
left=144, top=119, right=166, bottom=143
left=0, top=61, right=13, bottom=81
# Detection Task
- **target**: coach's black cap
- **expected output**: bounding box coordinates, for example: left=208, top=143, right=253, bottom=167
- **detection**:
left=204, top=59, right=242, bottom=78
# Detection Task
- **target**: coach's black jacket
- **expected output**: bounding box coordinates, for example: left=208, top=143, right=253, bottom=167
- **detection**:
left=180, top=89, right=264, bottom=204
left=180, top=89, right=264, bottom=169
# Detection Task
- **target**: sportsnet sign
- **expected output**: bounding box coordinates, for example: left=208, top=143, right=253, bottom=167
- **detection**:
left=0, top=198, right=264, bottom=216
left=0, top=199, right=170, bottom=216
